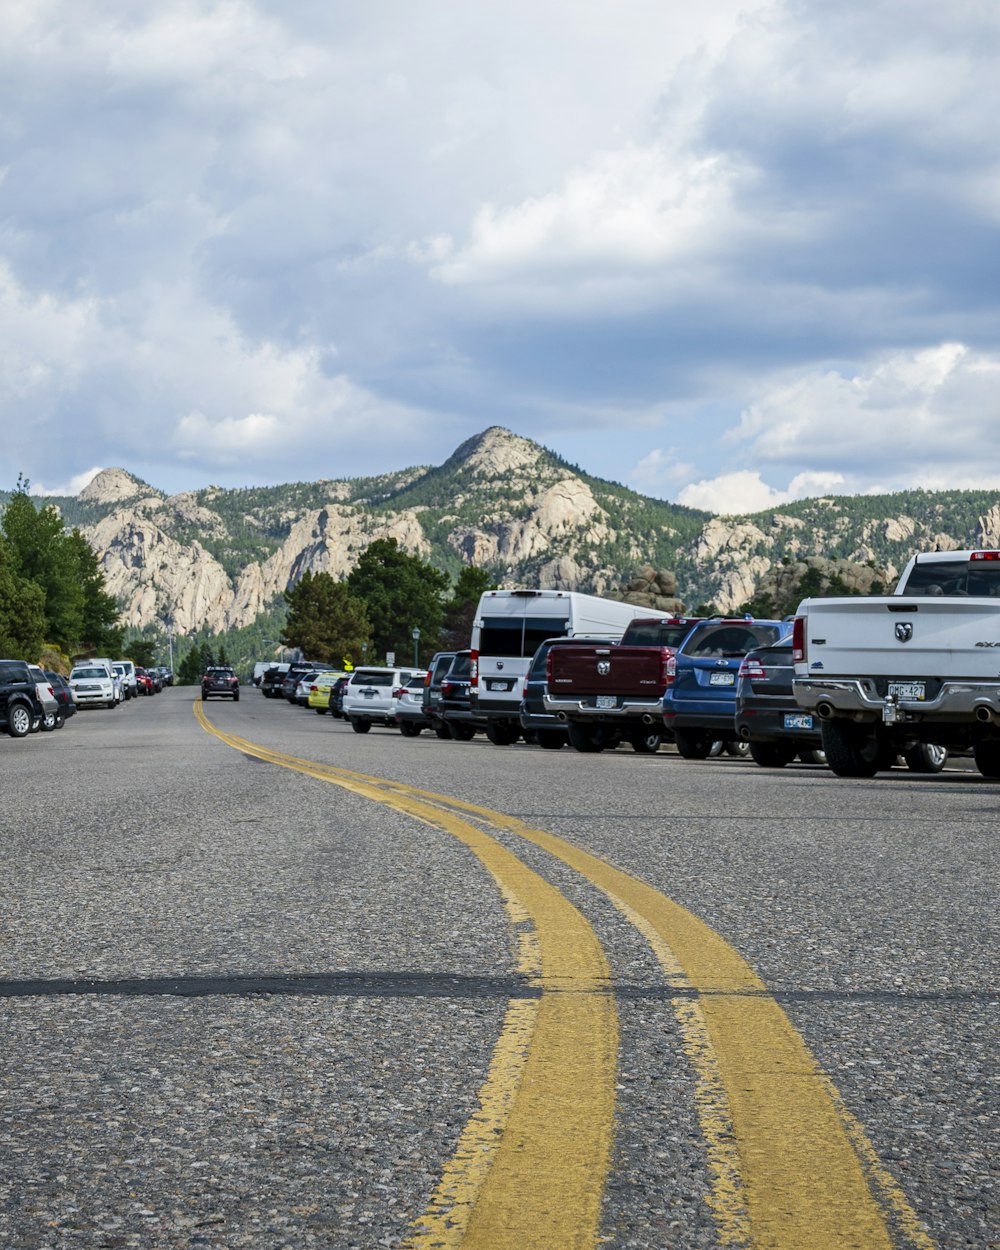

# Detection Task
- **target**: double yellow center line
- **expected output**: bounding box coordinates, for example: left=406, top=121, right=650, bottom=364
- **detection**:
left=194, top=704, right=935, bottom=1250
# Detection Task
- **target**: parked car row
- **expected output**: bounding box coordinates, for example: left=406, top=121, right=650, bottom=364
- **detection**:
left=2, top=656, right=172, bottom=739
left=248, top=589, right=950, bottom=776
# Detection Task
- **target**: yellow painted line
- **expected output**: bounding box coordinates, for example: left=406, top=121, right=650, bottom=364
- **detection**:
left=194, top=704, right=618, bottom=1249
left=194, top=705, right=936, bottom=1249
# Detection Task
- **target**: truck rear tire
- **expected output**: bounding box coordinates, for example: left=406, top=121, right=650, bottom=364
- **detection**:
left=350, top=718, right=371, bottom=734
left=485, top=722, right=520, bottom=746
left=821, top=719, right=882, bottom=777
left=448, top=722, right=476, bottom=741
left=535, top=729, right=565, bottom=750
left=973, top=740, right=1000, bottom=777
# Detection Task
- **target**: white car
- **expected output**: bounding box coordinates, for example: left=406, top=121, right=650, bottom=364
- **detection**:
left=342, top=667, right=423, bottom=733
left=69, top=663, right=118, bottom=709
left=392, top=672, right=431, bottom=736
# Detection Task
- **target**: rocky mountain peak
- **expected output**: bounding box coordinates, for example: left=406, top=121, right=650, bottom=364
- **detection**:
left=78, top=467, right=155, bottom=505
left=448, top=426, right=545, bottom=479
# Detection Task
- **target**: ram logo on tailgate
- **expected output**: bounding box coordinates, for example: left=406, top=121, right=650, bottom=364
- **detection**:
left=596, top=660, right=611, bottom=675
left=894, top=622, right=913, bottom=642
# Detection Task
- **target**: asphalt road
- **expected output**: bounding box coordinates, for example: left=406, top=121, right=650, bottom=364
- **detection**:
left=1, top=688, right=996, bottom=1250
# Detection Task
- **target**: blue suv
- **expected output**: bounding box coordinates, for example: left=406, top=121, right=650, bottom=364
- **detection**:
left=662, top=618, right=784, bottom=759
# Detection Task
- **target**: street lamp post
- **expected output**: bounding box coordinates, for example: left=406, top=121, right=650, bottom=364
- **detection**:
left=411, top=626, right=420, bottom=667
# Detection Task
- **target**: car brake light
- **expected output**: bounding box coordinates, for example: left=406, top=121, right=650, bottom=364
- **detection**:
left=393, top=686, right=405, bottom=698
left=971, top=550, right=1000, bottom=560
left=792, top=616, right=806, bottom=663
left=470, top=651, right=478, bottom=687
left=739, top=659, right=766, bottom=680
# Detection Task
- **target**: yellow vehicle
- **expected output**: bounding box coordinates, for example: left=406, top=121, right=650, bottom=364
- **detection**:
left=307, top=671, right=348, bottom=714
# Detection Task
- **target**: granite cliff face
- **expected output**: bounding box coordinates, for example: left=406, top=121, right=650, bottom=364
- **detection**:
left=37, top=428, right=1000, bottom=635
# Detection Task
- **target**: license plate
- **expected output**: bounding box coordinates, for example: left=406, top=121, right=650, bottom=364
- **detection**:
left=709, top=671, right=735, bottom=686
left=784, top=712, right=814, bottom=730
left=595, top=695, right=617, bottom=710
left=488, top=680, right=512, bottom=691
left=888, top=682, right=926, bottom=701
left=362, top=689, right=377, bottom=699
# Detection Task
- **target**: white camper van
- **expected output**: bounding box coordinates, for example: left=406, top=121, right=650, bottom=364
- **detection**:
left=470, top=589, right=661, bottom=745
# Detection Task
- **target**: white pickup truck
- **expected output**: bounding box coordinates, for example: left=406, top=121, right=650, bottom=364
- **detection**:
left=792, top=549, right=1000, bottom=778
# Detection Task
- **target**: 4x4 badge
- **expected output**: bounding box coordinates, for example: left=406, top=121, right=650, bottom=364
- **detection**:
left=895, top=622, right=913, bottom=642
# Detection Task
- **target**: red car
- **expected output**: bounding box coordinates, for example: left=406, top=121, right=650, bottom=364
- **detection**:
left=201, top=667, right=240, bottom=701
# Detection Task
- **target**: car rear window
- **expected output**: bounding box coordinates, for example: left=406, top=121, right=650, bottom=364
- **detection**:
left=350, top=671, right=394, bottom=687
left=682, top=623, right=781, bottom=658
left=625, top=621, right=695, bottom=647
left=479, top=616, right=568, bottom=658
left=0, top=661, right=28, bottom=682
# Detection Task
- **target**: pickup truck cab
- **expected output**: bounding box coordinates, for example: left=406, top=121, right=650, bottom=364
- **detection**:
left=792, top=549, right=1000, bottom=777
left=543, top=617, right=702, bottom=753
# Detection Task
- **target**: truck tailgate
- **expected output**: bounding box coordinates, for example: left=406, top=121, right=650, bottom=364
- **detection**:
left=548, top=647, right=663, bottom=697
left=799, top=597, right=1000, bottom=678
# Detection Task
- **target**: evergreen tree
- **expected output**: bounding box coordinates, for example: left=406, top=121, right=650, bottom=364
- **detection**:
left=346, top=539, right=450, bottom=665
left=0, top=531, right=47, bottom=659
left=281, top=570, right=371, bottom=666
left=66, top=529, right=124, bottom=655
left=1, top=483, right=85, bottom=651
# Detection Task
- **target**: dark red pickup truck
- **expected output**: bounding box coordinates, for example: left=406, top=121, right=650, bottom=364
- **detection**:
left=542, top=617, right=702, bottom=752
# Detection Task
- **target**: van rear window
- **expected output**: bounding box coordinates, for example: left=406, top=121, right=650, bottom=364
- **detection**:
left=480, top=616, right=568, bottom=657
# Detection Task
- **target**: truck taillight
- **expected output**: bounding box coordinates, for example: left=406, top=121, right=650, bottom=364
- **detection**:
left=470, top=651, right=479, bottom=687
left=661, top=650, right=676, bottom=686
left=792, top=616, right=806, bottom=663
left=971, top=550, right=1000, bottom=560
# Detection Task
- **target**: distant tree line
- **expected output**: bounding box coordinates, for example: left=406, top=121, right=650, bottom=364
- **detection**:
left=0, top=477, right=123, bottom=664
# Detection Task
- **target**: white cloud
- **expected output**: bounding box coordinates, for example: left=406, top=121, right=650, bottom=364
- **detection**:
left=734, top=343, right=1000, bottom=479
left=30, top=466, right=105, bottom=496
left=677, top=468, right=846, bottom=515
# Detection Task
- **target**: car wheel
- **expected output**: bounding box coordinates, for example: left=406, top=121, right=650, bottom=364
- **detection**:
left=535, top=729, right=565, bottom=750
left=629, top=729, right=662, bottom=754
left=350, top=718, right=371, bottom=734
left=973, top=740, right=1000, bottom=778
left=485, top=722, right=520, bottom=746
left=448, top=722, right=476, bottom=741
left=798, top=749, right=827, bottom=765
left=434, top=724, right=451, bottom=739
left=315, top=708, right=327, bottom=715
left=904, top=743, right=947, bottom=773
left=399, top=722, right=420, bottom=737
left=41, top=710, right=58, bottom=731
left=674, top=729, right=712, bottom=759
left=6, top=702, right=33, bottom=738
left=233, top=693, right=240, bottom=701
left=749, top=740, right=797, bottom=768
left=820, top=719, right=883, bottom=778
left=724, top=739, right=750, bottom=757
left=566, top=722, right=620, bottom=753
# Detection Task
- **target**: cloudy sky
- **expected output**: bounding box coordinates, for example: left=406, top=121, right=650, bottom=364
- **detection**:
left=2, top=0, right=998, bottom=514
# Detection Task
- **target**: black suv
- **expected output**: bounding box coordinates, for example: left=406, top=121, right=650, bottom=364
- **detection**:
left=201, top=667, right=240, bottom=701
left=437, top=651, right=486, bottom=741
left=0, top=659, right=47, bottom=738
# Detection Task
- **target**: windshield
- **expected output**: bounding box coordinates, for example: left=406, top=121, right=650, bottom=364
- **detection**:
left=72, top=667, right=107, bottom=679
left=903, top=556, right=1000, bottom=597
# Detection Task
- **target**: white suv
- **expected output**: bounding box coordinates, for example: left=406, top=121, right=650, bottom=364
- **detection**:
left=342, top=667, right=422, bottom=734
left=70, top=662, right=118, bottom=709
